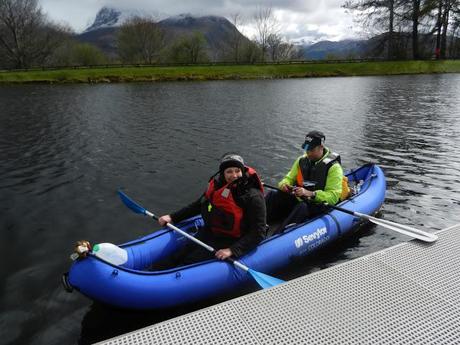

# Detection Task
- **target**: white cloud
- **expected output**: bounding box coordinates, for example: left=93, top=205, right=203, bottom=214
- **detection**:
left=39, top=0, right=358, bottom=42
left=40, top=0, right=105, bottom=31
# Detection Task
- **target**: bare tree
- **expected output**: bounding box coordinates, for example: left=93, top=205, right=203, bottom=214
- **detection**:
left=253, top=6, right=280, bottom=61
left=439, top=0, right=460, bottom=58
left=411, top=0, right=422, bottom=58
left=344, top=0, right=403, bottom=59
left=117, top=16, right=165, bottom=64
left=265, top=33, right=295, bottom=61
left=431, top=0, right=444, bottom=58
left=267, top=33, right=282, bottom=61
left=403, top=0, right=460, bottom=58
left=0, top=0, right=68, bottom=68
left=277, top=41, right=297, bottom=61
left=399, top=0, right=446, bottom=59
left=228, top=13, right=246, bottom=62
left=451, top=7, right=460, bottom=57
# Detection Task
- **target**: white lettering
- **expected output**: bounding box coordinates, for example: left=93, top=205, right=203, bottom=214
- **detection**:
left=295, top=238, right=304, bottom=248
left=294, top=227, right=328, bottom=250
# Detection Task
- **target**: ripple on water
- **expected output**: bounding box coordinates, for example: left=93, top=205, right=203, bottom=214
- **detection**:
left=2, top=75, right=460, bottom=344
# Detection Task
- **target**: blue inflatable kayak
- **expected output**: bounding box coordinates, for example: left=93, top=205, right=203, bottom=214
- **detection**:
left=63, top=163, right=385, bottom=309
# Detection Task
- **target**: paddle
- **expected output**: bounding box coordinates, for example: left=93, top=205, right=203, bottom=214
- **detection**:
left=117, top=190, right=284, bottom=289
left=263, top=183, right=438, bottom=243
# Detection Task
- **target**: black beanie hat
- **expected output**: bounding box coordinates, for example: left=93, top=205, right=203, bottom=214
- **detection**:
left=219, top=153, right=245, bottom=172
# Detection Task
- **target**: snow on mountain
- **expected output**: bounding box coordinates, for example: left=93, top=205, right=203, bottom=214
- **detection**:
left=83, top=7, right=146, bottom=33
left=78, top=9, right=247, bottom=59
left=162, top=13, right=229, bottom=25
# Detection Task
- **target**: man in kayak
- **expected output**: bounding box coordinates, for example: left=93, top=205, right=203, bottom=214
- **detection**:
left=158, top=153, right=267, bottom=265
left=266, top=130, right=347, bottom=231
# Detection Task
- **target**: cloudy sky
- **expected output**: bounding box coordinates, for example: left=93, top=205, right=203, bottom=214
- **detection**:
left=40, top=0, right=362, bottom=43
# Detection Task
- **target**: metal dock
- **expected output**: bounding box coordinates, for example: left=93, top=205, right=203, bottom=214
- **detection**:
left=98, top=224, right=460, bottom=345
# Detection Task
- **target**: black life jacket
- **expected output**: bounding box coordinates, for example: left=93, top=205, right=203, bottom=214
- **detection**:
left=296, top=151, right=341, bottom=191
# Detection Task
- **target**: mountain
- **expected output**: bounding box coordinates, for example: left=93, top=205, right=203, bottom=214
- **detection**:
left=80, top=7, right=450, bottom=62
left=159, top=14, right=248, bottom=60
left=84, top=7, right=122, bottom=33
left=77, top=8, right=248, bottom=60
left=299, top=39, right=369, bottom=60
left=77, top=7, right=126, bottom=56
left=299, top=31, right=460, bottom=60
left=83, top=6, right=147, bottom=33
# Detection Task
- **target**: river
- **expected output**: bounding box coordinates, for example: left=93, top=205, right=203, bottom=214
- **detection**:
left=1, top=74, right=460, bottom=344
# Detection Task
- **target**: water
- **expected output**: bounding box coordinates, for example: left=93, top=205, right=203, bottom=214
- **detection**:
left=1, top=74, right=460, bottom=344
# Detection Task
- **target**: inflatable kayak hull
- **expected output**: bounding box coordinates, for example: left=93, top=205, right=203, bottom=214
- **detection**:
left=65, top=163, right=385, bottom=309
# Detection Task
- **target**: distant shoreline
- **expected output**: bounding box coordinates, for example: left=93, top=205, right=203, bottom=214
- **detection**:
left=1, top=60, right=459, bottom=84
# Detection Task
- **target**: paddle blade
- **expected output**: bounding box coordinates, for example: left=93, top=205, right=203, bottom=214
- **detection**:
left=248, top=268, right=285, bottom=289
left=369, top=218, right=438, bottom=242
left=118, top=190, right=147, bottom=215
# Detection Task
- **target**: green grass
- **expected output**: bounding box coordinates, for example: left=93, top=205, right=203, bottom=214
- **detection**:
left=1, top=60, right=459, bottom=83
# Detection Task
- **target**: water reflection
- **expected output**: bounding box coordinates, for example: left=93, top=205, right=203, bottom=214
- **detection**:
left=360, top=75, right=460, bottom=233
left=1, top=74, right=460, bottom=344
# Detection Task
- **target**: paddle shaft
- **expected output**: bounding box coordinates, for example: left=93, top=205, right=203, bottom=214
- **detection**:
left=117, top=190, right=285, bottom=287
left=147, top=210, right=249, bottom=272
left=263, top=183, right=437, bottom=242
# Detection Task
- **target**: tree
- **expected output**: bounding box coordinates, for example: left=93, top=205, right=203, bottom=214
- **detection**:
left=344, top=0, right=403, bottom=59
left=72, top=43, right=107, bottom=66
left=350, top=0, right=460, bottom=59
left=411, top=0, right=422, bottom=58
left=0, top=0, right=68, bottom=68
left=49, top=39, right=104, bottom=66
left=451, top=8, right=460, bottom=57
left=277, top=41, right=298, bottom=61
left=239, top=39, right=263, bottom=63
left=439, top=0, right=460, bottom=58
left=253, top=6, right=280, bottom=61
left=228, top=13, right=245, bottom=62
left=402, top=0, right=460, bottom=59
left=168, top=32, right=209, bottom=64
left=267, top=33, right=282, bottom=61
left=266, top=33, right=296, bottom=61
left=117, top=16, right=165, bottom=64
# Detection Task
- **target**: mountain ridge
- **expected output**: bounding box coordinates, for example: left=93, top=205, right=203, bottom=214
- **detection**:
left=78, top=7, right=379, bottom=61
left=77, top=7, right=249, bottom=60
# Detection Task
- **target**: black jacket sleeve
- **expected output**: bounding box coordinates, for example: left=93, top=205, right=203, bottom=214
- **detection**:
left=230, top=188, right=267, bottom=257
left=170, top=195, right=203, bottom=223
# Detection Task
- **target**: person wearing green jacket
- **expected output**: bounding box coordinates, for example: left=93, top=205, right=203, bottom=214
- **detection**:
left=266, top=130, right=344, bottom=232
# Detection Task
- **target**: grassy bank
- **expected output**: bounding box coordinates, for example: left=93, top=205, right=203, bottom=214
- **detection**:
left=1, top=60, right=459, bottom=83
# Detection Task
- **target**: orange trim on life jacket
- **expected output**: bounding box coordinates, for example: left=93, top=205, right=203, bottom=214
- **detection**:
left=296, top=165, right=304, bottom=187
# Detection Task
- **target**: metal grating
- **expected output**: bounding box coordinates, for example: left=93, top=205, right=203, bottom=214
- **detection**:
left=100, top=303, right=259, bottom=345
left=97, top=224, right=460, bottom=345
left=375, top=225, right=460, bottom=307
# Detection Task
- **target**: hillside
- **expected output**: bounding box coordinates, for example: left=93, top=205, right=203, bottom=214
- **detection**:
left=77, top=7, right=460, bottom=62
left=77, top=7, right=248, bottom=60
left=300, top=39, right=369, bottom=60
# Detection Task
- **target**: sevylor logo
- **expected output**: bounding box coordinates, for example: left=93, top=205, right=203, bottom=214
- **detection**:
left=295, top=227, right=328, bottom=248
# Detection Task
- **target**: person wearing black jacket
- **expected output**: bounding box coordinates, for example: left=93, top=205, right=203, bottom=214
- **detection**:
left=158, top=153, right=267, bottom=265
